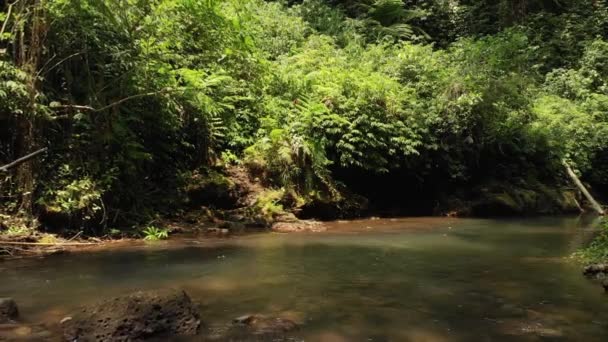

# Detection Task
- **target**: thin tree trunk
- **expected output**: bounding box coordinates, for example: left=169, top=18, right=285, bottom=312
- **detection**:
left=10, top=0, right=47, bottom=215
left=563, top=160, right=604, bottom=215
left=14, top=118, right=35, bottom=212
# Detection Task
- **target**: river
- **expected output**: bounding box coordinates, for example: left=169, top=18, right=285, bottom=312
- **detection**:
left=1, top=216, right=607, bottom=341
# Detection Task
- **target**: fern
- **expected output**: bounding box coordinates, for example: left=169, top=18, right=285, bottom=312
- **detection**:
left=142, top=226, right=169, bottom=241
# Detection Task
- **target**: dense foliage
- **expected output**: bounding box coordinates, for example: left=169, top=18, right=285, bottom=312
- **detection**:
left=2, top=0, right=608, bottom=234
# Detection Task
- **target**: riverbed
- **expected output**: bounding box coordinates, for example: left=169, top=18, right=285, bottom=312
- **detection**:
left=2, top=216, right=607, bottom=341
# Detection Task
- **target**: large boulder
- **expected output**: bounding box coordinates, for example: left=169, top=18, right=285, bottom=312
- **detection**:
left=62, top=289, right=201, bottom=341
left=0, top=298, right=19, bottom=323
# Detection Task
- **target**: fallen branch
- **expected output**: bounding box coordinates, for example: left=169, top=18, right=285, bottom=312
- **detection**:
left=0, top=148, right=48, bottom=172
left=0, top=241, right=99, bottom=246
left=67, top=231, right=83, bottom=242
left=563, top=159, right=604, bottom=215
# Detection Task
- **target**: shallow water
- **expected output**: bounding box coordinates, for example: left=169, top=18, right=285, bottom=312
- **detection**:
left=2, top=216, right=608, bottom=341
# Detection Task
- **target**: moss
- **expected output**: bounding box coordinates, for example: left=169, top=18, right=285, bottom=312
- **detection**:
left=471, top=191, right=523, bottom=216
left=514, top=189, right=538, bottom=207
left=186, top=169, right=234, bottom=192
left=560, top=190, right=580, bottom=211
left=495, top=192, right=523, bottom=211
left=573, top=221, right=608, bottom=264
left=38, top=234, right=60, bottom=244
left=253, top=189, right=286, bottom=221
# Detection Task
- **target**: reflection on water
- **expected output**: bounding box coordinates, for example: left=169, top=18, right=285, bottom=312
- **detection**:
left=1, top=216, right=608, bottom=341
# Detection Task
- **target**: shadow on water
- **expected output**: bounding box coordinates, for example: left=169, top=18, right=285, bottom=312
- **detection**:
left=1, top=216, right=608, bottom=341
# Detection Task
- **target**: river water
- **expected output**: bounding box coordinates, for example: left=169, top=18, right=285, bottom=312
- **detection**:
left=2, top=216, right=608, bottom=341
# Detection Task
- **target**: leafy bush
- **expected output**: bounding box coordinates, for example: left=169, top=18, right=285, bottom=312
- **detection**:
left=3, top=0, right=608, bottom=235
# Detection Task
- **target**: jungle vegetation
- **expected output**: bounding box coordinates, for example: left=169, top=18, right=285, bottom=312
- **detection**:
left=2, top=0, right=608, bottom=236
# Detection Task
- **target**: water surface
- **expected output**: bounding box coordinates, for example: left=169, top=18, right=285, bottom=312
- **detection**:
left=2, top=216, right=607, bottom=341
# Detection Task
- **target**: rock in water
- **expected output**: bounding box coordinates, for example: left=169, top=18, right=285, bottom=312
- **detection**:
left=62, top=289, right=201, bottom=341
left=0, top=298, right=19, bottom=323
left=271, top=220, right=326, bottom=233
left=229, top=314, right=298, bottom=339
left=583, top=264, right=608, bottom=277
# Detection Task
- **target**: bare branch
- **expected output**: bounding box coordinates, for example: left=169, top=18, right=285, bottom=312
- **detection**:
left=36, top=51, right=86, bottom=78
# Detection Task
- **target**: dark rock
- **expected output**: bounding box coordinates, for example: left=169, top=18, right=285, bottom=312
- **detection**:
left=583, top=264, right=608, bottom=277
left=297, top=195, right=368, bottom=221
left=225, top=213, right=246, bottom=222
left=603, top=279, right=608, bottom=293
left=62, top=289, right=201, bottom=341
left=0, top=298, right=18, bottom=323
left=219, top=221, right=246, bottom=232
left=206, top=227, right=230, bottom=236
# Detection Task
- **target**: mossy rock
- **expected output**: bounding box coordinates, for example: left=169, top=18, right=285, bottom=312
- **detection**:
left=471, top=191, right=523, bottom=216
left=441, top=181, right=581, bottom=217
left=185, top=169, right=241, bottom=210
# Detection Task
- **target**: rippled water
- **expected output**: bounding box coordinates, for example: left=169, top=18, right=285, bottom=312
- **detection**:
left=2, top=216, right=608, bottom=341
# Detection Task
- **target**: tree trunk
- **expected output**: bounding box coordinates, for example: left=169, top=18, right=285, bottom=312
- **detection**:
left=563, top=160, right=604, bottom=215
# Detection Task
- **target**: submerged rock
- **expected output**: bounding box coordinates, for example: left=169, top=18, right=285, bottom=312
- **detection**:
left=207, top=314, right=299, bottom=341
left=0, top=323, right=53, bottom=341
left=219, top=221, right=246, bottom=232
left=206, top=227, right=231, bottom=236
left=62, top=288, right=201, bottom=341
left=0, top=298, right=19, bottom=323
left=225, top=314, right=298, bottom=339
left=497, top=303, right=526, bottom=317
